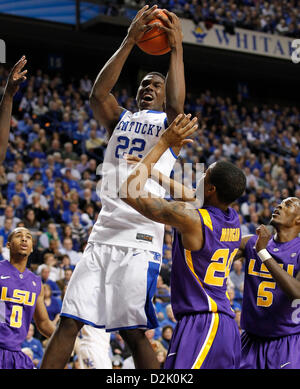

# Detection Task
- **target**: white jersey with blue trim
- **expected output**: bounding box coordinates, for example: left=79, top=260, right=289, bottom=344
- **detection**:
left=88, top=109, right=177, bottom=253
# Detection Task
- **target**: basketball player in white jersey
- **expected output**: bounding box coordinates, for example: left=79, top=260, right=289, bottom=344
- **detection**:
left=0, top=56, right=27, bottom=163
left=41, top=5, right=185, bottom=369
left=76, top=326, right=112, bottom=369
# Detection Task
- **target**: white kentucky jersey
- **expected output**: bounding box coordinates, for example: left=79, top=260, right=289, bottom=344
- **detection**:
left=88, top=109, right=177, bottom=253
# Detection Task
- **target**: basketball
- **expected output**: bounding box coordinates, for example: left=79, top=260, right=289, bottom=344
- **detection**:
left=137, top=10, right=171, bottom=56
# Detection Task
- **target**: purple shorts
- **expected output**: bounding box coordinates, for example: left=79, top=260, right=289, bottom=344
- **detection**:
left=164, top=312, right=241, bottom=369
left=241, top=331, right=300, bottom=369
left=0, top=348, right=34, bottom=369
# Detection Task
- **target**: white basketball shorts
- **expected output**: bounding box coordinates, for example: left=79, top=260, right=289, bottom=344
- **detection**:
left=61, top=242, right=161, bottom=332
left=77, top=326, right=112, bottom=369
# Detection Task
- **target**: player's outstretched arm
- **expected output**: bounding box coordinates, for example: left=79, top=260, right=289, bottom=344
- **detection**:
left=156, top=10, right=185, bottom=156
left=33, top=285, right=56, bottom=338
left=120, top=114, right=203, bottom=250
left=158, top=10, right=185, bottom=121
left=233, top=235, right=254, bottom=263
left=89, top=5, right=159, bottom=137
left=125, top=153, right=200, bottom=204
left=120, top=113, right=197, bottom=202
left=0, top=56, right=27, bottom=163
left=255, top=225, right=300, bottom=300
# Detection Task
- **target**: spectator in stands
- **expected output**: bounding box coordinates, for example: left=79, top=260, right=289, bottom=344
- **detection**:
left=43, top=283, right=62, bottom=326
left=247, top=212, right=260, bottom=234
left=229, top=259, right=244, bottom=306
left=156, top=349, right=167, bottom=369
left=62, top=202, right=81, bottom=225
left=227, top=287, right=242, bottom=312
left=21, top=323, right=44, bottom=368
left=39, top=222, right=60, bottom=250
left=0, top=218, right=13, bottom=245
left=164, top=304, right=177, bottom=329
left=110, top=333, right=132, bottom=361
left=59, top=254, right=75, bottom=271
left=160, top=325, right=173, bottom=351
left=59, top=237, right=82, bottom=266
left=40, top=266, right=61, bottom=298
left=145, top=329, right=167, bottom=355
left=155, top=275, right=170, bottom=300
left=22, top=208, right=41, bottom=240
left=37, top=253, right=62, bottom=282
left=56, top=267, right=73, bottom=294
left=0, top=205, right=20, bottom=228
left=62, top=142, right=77, bottom=161
left=70, top=214, right=87, bottom=248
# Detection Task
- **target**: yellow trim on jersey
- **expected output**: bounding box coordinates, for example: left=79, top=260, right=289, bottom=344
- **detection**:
left=185, top=250, right=218, bottom=313
left=192, top=312, right=220, bottom=369
left=198, top=209, right=213, bottom=231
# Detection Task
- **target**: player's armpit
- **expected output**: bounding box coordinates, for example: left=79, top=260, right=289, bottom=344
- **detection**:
left=89, top=93, right=124, bottom=137
left=234, top=235, right=254, bottom=262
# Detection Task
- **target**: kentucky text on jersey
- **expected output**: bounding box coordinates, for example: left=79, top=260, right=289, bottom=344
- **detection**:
left=1, top=287, right=36, bottom=306
left=115, top=119, right=163, bottom=137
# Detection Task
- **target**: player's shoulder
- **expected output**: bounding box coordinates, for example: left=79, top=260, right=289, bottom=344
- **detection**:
left=118, top=109, right=131, bottom=121
left=0, top=259, right=11, bottom=271
left=27, top=268, right=42, bottom=284
left=244, top=234, right=257, bottom=250
left=0, top=260, right=9, bottom=270
left=136, top=109, right=166, bottom=118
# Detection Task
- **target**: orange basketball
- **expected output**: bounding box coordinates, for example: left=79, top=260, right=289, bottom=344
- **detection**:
left=137, top=10, right=171, bottom=56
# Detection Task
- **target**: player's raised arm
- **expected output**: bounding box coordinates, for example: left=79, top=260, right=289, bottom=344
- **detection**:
left=120, top=114, right=203, bottom=250
left=89, top=5, right=160, bottom=137
left=0, top=56, right=27, bottom=163
left=157, top=10, right=185, bottom=122
left=156, top=10, right=185, bottom=155
left=233, top=234, right=254, bottom=262
left=255, top=224, right=300, bottom=300
left=125, top=153, right=199, bottom=204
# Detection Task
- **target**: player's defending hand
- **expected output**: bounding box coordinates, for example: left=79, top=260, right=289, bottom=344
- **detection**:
left=5, top=56, right=27, bottom=97
left=161, top=113, right=198, bottom=148
left=123, top=154, right=141, bottom=165
left=127, top=5, right=161, bottom=44
left=255, top=225, right=272, bottom=252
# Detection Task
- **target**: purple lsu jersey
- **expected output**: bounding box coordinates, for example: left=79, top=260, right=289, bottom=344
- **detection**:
left=0, top=260, right=42, bottom=351
left=171, top=206, right=241, bottom=320
left=241, top=235, right=300, bottom=338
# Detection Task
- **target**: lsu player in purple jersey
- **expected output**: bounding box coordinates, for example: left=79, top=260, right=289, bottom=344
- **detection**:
left=0, top=56, right=27, bottom=164
left=236, top=197, right=300, bottom=369
left=120, top=114, right=247, bottom=369
left=0, top=227, right=55, bottom=368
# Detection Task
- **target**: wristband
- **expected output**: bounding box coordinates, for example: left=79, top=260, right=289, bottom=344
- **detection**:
left=257, top=249, right=272, bottom=263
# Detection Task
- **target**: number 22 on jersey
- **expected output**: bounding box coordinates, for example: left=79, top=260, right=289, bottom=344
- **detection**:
left=115, top=136, right=146, bottom=159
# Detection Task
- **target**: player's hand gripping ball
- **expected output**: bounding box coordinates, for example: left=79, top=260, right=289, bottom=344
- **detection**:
left=137, top=9, right=171, bottom=56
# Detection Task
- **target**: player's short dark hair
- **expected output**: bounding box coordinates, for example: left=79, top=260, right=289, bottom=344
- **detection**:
left=7, top=227, right=33, bottom=243
left=145, top=71, right=166, bottom=82
left=208, top=161, right=246, bottom=205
